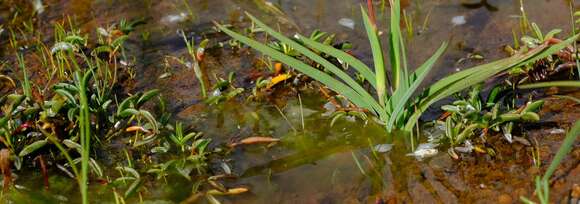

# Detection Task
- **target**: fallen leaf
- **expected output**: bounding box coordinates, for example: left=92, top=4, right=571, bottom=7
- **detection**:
left=207, top=187, right=249, bottom=195
left=126, top=126, right=150, bottom=133
left=266, top=74, right=291, bottom=89
left=229, top=137, right=280, bottom=147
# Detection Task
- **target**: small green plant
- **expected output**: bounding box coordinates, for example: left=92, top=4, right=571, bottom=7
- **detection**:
left=181, top=32, right=209, bottom=98
left=217, top=0, right=578, bottom=133
left=432, top=85, right=544, bottom=156
left=205, top=72, right=244, bottom=105
left=169, top=122, right=202, bottom=152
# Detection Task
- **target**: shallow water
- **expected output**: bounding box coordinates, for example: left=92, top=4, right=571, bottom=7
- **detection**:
left=2, top=0, right=580, bottom=203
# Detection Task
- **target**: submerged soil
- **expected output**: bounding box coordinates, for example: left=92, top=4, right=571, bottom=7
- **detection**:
left=0, top=0, right=579, bottom=203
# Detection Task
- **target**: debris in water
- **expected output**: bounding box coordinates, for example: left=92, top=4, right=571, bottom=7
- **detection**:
left=0, top=149, right=11, bottom=192
left=373, top=144, right=393, bottom=153
left=229, top=136, right=281, bottom=148
left=338, top=18, right=355, bottom=29
left=266, top=74, right=291, bottom=89
left=451, top=15, right=466, bottom=26
left=161, top=12, right=188, bottom=24
left=31, top=0, right=44, bottom=14
left=549, top=128, right=566, bottom=134
left=126, top=126, right=150, bottom=133
left=207, top=187, right=249, bottom=195
left=51, top=42, right=74, bottom=54
left=407, top=143, right=438, bottom=160
left=454, top=140, right=474, bottom=153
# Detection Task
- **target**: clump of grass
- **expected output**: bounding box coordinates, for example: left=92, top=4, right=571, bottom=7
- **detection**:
left=216, top=0, right=578, bottom=133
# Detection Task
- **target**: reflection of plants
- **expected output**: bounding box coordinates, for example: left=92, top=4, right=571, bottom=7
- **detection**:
left=521, top=120, right=580, bottom=204
left=435, top=85, right=543, bottom=155
left=217, top=0, right=577, bottom=133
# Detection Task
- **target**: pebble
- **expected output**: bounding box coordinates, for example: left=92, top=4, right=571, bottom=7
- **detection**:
left=451, top=16, right=466, bottom=26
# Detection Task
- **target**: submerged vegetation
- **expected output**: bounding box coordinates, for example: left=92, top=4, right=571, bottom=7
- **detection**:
left=0, top=0, right=578, bottom=203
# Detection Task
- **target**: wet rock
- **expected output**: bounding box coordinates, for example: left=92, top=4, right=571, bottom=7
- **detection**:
left=526, top=167, right=540, bottom=175
left=497, top=193, right=512, bottom=204
left=572, top=184, right=580, bottom=198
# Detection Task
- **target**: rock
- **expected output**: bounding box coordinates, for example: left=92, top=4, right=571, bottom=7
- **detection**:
left=498, top=194, right=513, bottom=204
left=572, top=184, right=580, bottom=198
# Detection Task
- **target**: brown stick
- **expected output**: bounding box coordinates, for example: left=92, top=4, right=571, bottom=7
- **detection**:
left=0, top=149, right=11, bottom=192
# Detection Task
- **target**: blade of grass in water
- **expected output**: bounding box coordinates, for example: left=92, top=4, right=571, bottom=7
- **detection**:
left=76, top=71, right=92, bottom=204
left=386, top=42, right=447, bottom=130
left=518, top=81, right=580, bottom=89
left=361, top=7, right=387, bottom=107
left=543, top=120, right=580, bottom=181
left=17, top=53, right=32, bottom=100
left=521, top=120, right=580, bottom=204
left=388, top=0, right=403, bottom=90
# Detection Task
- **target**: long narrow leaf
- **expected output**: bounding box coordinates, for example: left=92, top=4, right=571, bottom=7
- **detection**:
left=518, top=81, right=580, bottom=89
left=386, top=42, right=447, bottom=130
left=361, top=7, right=387, bottom=107
left=244, top=13, right=384, bottom=117
left=297, top=34, right=377, bottom=88
left=389, top=0, right=403, bottom=90
left=216, top=23, right=384, bottom=117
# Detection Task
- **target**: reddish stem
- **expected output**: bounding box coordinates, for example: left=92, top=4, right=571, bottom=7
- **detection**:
left=366, top=0, right=377, bottom=27
left=37, top=155, right=50, bottom=190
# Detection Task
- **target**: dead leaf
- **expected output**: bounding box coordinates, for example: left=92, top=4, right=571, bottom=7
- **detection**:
left=229, top=137, right=280, bottom=148
left=126, top=126, right=150, bottom=133
left=207, top=187, right=249, bottom=195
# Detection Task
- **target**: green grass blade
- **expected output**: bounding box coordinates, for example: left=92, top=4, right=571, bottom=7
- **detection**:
left=543, top=120, right=580, bottom=181
left=361, top=7, right=387, bottom=106
left=297, top=34, right=377, bottom=88
left=518, top=81, right=580, bottom=89
left=77, top=71, right=92, bottom=204
left=244, top=13, right=383, bottom=117
left=389, top=0, right=403, bottom=90
left=386, top=42, right=447, bottom=130
left=216, top=23, right=384, bottom=117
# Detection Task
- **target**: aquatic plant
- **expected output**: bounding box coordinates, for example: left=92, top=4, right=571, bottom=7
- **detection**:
left=521, top=120, right=580, bottom=204
left=432, top=85, right=544, bottom=157
left=205, top=72, right=244, bottom=105
left=216, top=0, right=578, bottom=133
left=181, top=33, right=209, bottom=98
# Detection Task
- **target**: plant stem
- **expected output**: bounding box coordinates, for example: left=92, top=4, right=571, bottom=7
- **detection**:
left=78, top=71, right=92, bottom=204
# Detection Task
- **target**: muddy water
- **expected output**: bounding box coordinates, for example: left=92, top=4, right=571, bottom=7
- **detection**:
left=5, top=0, right=580, bottom=203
